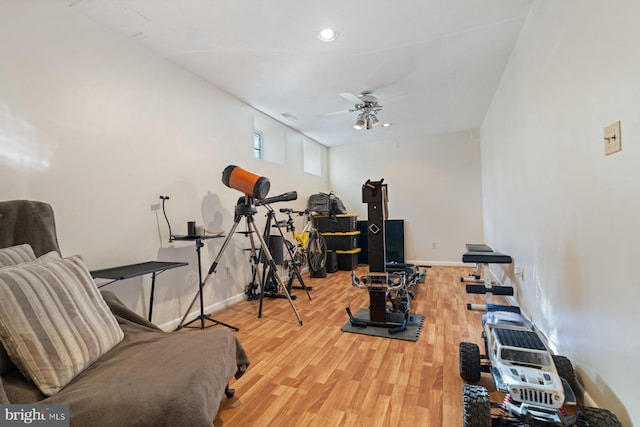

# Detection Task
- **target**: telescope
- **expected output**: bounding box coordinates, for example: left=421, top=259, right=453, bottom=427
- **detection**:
left=255, top=191, right=297, bottom=206
left=222, top=165, right=270, bottom=199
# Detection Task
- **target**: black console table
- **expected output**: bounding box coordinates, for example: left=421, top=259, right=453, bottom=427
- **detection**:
left=90, top=261, right=188, bottom=322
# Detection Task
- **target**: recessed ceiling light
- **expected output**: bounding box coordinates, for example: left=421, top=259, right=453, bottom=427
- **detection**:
left=318, top=28, right=338, bottom=42
left=382, top=123, right=392, bottom=128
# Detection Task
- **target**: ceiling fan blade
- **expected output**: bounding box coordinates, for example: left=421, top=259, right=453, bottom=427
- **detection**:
left=339, top=92, right=363, bottom=105
left=319, top=109, right=351, bottom=117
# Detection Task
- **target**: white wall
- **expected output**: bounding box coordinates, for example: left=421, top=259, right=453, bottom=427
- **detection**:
left=481, top=1, right=640, bottom=424
left=0, top=2, right=328, bottom=329
left=328, top=130, right=484, bottom=264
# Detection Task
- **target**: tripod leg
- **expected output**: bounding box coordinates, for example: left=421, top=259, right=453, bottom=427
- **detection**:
left=242, top=229, right=266, bottom=319
left=279, top=227, right=312, bottom=299
left=291, top=258, right=312, bottom=300
left=203, top=315, right=239, bottom=331
left=249, top=219, right=303, bottom=326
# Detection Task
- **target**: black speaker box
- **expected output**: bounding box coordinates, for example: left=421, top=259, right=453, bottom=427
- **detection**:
left=326, top=251, right=338, bottom=273
left=268, top=235, right=283, bottom=265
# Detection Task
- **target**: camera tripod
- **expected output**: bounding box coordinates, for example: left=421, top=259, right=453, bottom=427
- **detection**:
left=177, top=196, right=303, bottom=329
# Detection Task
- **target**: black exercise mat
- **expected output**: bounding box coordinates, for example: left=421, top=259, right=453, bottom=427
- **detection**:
left=340, top=308, right=424, bottom=342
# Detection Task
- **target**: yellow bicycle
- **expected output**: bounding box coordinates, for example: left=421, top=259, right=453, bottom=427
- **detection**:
left=278, top=208, right=327, bottom=273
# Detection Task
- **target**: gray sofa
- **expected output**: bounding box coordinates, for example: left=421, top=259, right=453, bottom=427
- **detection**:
left=0, top=200, right=250, bottom=426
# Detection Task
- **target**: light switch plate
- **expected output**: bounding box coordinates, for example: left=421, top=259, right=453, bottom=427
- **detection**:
left=604, top=120, right=622, bottom=155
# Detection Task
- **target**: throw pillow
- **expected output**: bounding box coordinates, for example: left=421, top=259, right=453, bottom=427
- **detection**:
left=0, top=255, right=124, bottom=395
left=0, top=244, right=36, bottom=267
left=0, top=251, right=61, bottom=273
left=0, top=342, right=11, bottom=376
left=0, top=250, right=62, bottom=376
left=0, top=376, right=8, bottom=404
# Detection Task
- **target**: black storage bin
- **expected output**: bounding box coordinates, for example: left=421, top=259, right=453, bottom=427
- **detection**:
left=325, top=251, right=338, bottom=273
left=322, top=231, right=359, bottom=251
left=313, top=214, right=358, bottom=233
left=336, top=248, right=361, bottom=271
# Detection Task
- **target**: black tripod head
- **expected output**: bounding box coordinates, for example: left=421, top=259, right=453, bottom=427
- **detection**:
left=234, top=196, right=258, bottom=220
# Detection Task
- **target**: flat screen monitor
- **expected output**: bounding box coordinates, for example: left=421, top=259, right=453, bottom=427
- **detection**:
left=385, top=219, right=405, bottom=264
left=357, top=219, right=405, bottom=265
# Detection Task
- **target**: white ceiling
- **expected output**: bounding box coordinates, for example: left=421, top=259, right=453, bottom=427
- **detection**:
left=69, top=0, right=532, bottom=147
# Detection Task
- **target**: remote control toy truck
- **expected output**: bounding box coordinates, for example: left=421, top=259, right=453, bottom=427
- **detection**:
left=459, top=310, right=620, bottom=426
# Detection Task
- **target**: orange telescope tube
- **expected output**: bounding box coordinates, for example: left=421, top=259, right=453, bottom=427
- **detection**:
left=221, top=165, right=271, bottom=199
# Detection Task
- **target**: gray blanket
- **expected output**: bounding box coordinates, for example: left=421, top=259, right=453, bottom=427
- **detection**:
left=3, top=291, right=250, bottom=426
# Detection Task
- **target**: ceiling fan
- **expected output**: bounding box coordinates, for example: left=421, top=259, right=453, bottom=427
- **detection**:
left=325, top=91, right=385, bottom=130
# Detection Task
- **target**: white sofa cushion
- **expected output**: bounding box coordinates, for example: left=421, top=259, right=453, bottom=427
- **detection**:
left=0, top=244, right=36, bottom=267
left=0, top=250, right=61, bottom=376
left=0, top=255, right=124, bottom=395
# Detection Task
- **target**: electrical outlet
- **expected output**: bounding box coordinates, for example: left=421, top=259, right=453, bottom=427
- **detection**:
left=604, top=120, right=622, bottom=155
left=224, top=266, right=230, bottom=279
left=514, top=266, right=524, bottom=281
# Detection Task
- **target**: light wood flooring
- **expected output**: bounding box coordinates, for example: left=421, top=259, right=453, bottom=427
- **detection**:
left=202, top=265, right=504, bottom=426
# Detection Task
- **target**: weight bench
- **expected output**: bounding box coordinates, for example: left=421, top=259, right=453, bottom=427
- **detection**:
left=462, top=244, right=514, bottom=312
left=461, top=243, right=495, bottom=283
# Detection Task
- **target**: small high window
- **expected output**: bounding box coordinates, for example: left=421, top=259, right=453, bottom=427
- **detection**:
left=303, top=138, right=322, bottom=176
left=253, top=131, right=263, bottom=159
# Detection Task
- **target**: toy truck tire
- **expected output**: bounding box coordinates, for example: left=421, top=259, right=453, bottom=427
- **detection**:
left=462, top=384, right=490, bottom=427
left=577, top=407, right=622, bottom=427
left=552, top=354, right=578, bottom=393
left=459, top=342, right=482, bottom=383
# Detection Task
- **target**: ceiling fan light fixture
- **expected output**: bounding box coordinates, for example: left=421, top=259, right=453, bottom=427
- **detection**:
left=353, top=113, right=366, bottom=130
left=342, top=92, right=385, bottom=131
left=318, top=28, right=338, bottom=42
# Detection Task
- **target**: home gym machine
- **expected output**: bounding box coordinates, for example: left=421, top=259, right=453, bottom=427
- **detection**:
left=346, top=179, right=421, bottom=334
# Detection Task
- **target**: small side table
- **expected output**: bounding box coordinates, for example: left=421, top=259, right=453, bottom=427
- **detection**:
left=90, top=261, right=188, bottom=322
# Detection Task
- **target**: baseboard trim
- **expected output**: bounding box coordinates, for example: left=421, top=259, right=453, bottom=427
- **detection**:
left=583, top=390, right=598, bottom=407
left=158, top=292, right=246, bottom=331
left=407, top=260, right=466, bottom=267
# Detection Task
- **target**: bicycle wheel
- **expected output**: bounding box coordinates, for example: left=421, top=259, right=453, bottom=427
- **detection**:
left=307, top=231, right=327, bottom=271
left=283, top=240, right=305, bottom=275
